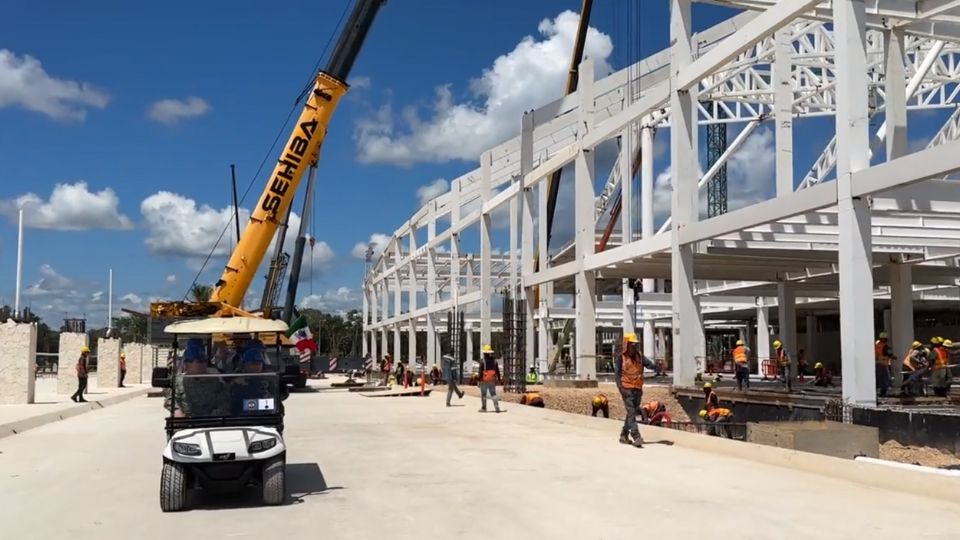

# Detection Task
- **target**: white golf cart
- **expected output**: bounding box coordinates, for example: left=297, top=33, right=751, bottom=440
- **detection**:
left=155, top=317, right=290, bottom=512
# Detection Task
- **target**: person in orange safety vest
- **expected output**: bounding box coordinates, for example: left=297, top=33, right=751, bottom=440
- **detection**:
left=699, top=408, right=733, bottom=438
left=520, top=391, right=544, bottom=408
left=615, top=332, right=646, bottom=448
left=478, top=345, right=502, bottom=413
left=930, top=337, right=953, bottom=397
left=702, top=381, right=719, bottom=411
left=639, top=400, right=667, bottom=425
left=875, top=332, right=894, bottom=397
left=591, top=394, right=609, bottom=418
left=732, top=340, right=750, bottom=390
left=773, top=340, right=791, bottom=391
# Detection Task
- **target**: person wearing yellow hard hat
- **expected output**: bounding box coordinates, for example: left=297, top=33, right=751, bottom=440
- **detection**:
left=930, top=338, right=953, bottom=397
left=874, top=332, right=894, bottom=397
left=702, top=381, right=720, bottom=411
left=732, top=339, right=750, bottom=391
left=71, top=345, right=91, bottom=403
left=813, top=361, right=834, bottom=387
left=478, top=345, right=502, bottom=413
left=591, top=393, right=609, bottom=418
left=119, top=352, right=128, bottom=388
left=615, top=332, right=645, bottom=447
left=699, top=408, right=734, bottom=438
left=772, top=339, right=792, bottom=391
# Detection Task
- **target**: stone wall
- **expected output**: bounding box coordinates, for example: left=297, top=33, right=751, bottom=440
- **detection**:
left=122, top=343, right=143, bottom=385
left=57, top=333, right=88, bottom=394
left=0, top=320, right=37, bottom=404
left=97, top=338, right=122, bottom=388
left=141, top=344, right=155, bottom=384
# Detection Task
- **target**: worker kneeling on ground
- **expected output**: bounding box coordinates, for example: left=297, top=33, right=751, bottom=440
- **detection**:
left=732, top=339, right=750, bottom=390
left=520, top=391, right=544, bottom=408
left=525, top=367, right=539, bottom=385
left=639, top=400, right=667, bottom=426
left=591, top=394, right=609, bottom=418
left=615, top=333, right=645, bottom=448
left=699, top=408, right=733, bottom=438
left=813, top=362, right=834, bottom=387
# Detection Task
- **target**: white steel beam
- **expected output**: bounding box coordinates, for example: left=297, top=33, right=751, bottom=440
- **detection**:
left=480, top=152, right=493, bottom=349
left=884, top=28, right=908, bottom=162
left=775, top=28, right=795, bottom=195
left=521, top=111, right=537, bottom=370
left=641, top=121, right=657, bottom=361
left=575, top=58, right=598, bottom=380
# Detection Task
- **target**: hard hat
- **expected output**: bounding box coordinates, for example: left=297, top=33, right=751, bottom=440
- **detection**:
left=592, top=395, right=606, bottom=406
left=624, top=332, right=639, bottom=343
left=120, top=353, right=126, bottom=358
left=912, top=341, right=923, bottom=349
left=735, top=339, right=745, bottom=346
left=944, top=340, right=954, bottom=348
left=482, top=344, right=494, bottom=354
left=878, top=331, right=889, bottom=340
left=703, top=382, right=713, bottom=389
left=698, top=409, right=708, bottom=418
left=814, top=362, right=823, bottom=369
left=931, top=337, right=943, bottom=345
left=773, top=340, right=782, bottom=348
left=80, top=346, right=90, bottom=353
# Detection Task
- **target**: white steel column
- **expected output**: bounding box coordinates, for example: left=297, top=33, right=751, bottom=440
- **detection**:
left=380, top=281, right=388, bottom=356
left=805, top=314, right=817, bottom=369
left=427, top=211, right=437, bottom=367
left=890, top=264, right=913, bottom=389
left=756, top=299, right=771, bottom=376
left=834, top=0, right=876, bottom=407
left=537, top=176, right=552, bottom=372
left=884, top=28, right=908, bottom=162
left=393, top=243, right=402, bottom=360
left=451, top=182, right=461, bottom=310
left=521, top=111, right=537, bottom=370
left=621, top=123, right=637, bottom=335
left=480, top=152, right=493, bottom=349
left=574, top=58, right=597, bottom=380
left=641, top=120, right=656, bottom=361
left=408, top=229, right=417, bottom=364
left=777, top=282, right=798, bottom=378
left=362, top=287, right=369, bottom=357
left=774, top=28, right=794, bottom=195
left=466, top=323, right=475, bottom=366
left=670, top=0, right=701, bottom=387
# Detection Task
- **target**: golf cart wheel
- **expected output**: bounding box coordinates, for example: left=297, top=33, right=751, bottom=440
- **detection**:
left=160, top=461, right=187, bottom=512
left=262, top=456, right=286, bottom=505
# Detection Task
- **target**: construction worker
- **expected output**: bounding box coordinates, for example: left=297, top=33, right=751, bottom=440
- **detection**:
left=702, top=381, right=719, bottom=411
left=441, top=354, right=464, bottom=406
left=430, top=364, right=441, bottom=385
left=901, top=341, right=929, bottom=396
left=797, top=348, right=807, bottom=382
left=478, top=345, right=502, bottom=413
left=591, top=394, right=609, bottom=418
left=773, top=340, right=791, bottom=391
left=119, top=352, right=127, bottom=388
left=813, top=362, right=834, bottom=387
left=699, top=408, right=733, bottom=438
left=931, top=338, right=952, bottom=397
left=525, top=367, right=538, bottom=385
left=732, top=339, right=750, bottom=390
left=614, top=332, right=645, bottom=447
left=875, top=332, right=894, bottom=397
left=639, top=400, right=667, bottom=426
left=70, top=346, right=91, bottom=403
left=520, top=391, right=545, bottom=408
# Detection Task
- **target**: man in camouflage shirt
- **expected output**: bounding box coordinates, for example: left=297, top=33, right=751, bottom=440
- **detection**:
left=165, top=345, right=223, bottom=417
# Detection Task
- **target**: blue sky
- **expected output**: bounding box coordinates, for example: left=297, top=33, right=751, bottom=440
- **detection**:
left=0, top=1, right=949, bottom=325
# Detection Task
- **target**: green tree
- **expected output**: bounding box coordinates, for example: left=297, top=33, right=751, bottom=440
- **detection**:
left=0, top=305, right=59, bottom=352
left=191, top=284, right=213, bottom=302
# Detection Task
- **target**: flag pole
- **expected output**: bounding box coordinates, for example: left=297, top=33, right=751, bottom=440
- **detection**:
left=108, top=268, right=113, bottom=332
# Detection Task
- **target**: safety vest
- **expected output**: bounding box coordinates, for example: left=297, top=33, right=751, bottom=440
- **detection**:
left=523, top=392, right=543, bottom=404
left=709, top=408, right=732, bottom=420
left=933, top=347, right=949, bottom=370
left=482, top=369, right=498, bottom=383
left=733, top=346, right=748, bottom=365
left=525, top=372, right=538, bottom=384
left=642, top=400, right=663, bottom=415
left=778, top=348, right=790, bottom=366
left=620, top=351, right=644, bottom=389
left=875, top=341, right=890, bottom=365
left=902, top=356, right=915, bottom=372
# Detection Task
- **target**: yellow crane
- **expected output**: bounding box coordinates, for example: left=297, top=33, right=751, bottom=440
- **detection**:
left=151, top=0, right=385, bottom=321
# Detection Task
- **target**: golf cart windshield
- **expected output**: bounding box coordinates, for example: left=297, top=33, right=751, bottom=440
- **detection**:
left=179, top=373, right=281, bottom=418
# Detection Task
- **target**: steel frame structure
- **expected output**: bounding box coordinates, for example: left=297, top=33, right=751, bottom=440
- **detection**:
left=362, top=0, right=960, bottom=408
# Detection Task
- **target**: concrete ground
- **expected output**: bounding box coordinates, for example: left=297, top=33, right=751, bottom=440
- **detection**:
left=0, top=376, right=148, bottom=429
left=1, top=379, right=958, bottom=540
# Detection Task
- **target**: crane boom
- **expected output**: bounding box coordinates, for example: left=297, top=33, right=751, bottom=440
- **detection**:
left=210, top=0, right=384, bottom=309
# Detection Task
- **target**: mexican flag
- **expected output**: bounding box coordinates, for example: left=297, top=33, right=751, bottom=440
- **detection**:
left=287, top=315, right=317, bottom=361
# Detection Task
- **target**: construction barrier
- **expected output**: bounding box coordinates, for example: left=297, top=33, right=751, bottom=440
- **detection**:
left=761, top=360, right=779, bottom=380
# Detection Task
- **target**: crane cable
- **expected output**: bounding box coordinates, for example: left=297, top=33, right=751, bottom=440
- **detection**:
left=183, top=0, right=354, bottom=300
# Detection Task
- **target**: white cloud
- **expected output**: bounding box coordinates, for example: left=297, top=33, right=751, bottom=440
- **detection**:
left=23, top=264, right=76, bottom=296
left=299, top=286, right=361, bottom=314
left=120, top=293, right=143, bottom=305
left=416, top=178, right=448, bottom=207
left=147, top=96, right=211, bottom=125
left=0, top=49, right=109, bottom=121
left=166, top=274, right=177, bottom=284
left=355, top=10, right=613, bottom=165
left=350, top=76, right=371, bottom=90
left=140, top=191, right=334, bottom=278
left=0, top=182, right=133, bottom=231
left=352, top=232, right=391, bottom=260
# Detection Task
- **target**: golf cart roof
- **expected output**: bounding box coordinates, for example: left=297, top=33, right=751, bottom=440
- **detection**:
left=164, top=317, right=289, bottom=335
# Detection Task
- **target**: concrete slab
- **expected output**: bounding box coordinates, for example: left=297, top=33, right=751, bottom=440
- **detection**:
left=0, top=377, right=148, bottom=439
left=0, top=381, right=958, bottom=539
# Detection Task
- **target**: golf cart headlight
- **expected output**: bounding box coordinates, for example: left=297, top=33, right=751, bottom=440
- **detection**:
left=248, top=437, right=277, bottom=453
left=173, top=442, right=202, bottom=456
